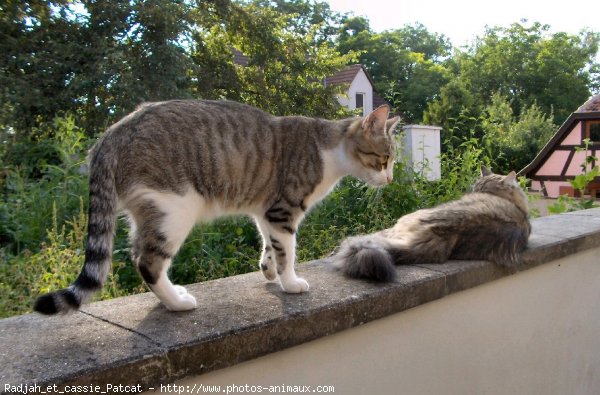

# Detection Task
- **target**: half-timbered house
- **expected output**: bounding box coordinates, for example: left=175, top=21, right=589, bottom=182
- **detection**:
left=520, top=94, right=600, bottom=198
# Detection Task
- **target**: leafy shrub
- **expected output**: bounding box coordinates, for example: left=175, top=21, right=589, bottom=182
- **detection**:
left=0, top=201, right=134, bottom=318
left=1, top=117, right=89, bottom=254
left=482, top=93, right=556, bottom=173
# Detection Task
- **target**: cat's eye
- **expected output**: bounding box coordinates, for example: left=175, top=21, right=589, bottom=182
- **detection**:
left=357, top=149, right=391, bottom=171
left=381, top=156, right=390, bottom=170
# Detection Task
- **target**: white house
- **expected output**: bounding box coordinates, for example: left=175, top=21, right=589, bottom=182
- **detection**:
left=325, top=64, right=388, bottom=116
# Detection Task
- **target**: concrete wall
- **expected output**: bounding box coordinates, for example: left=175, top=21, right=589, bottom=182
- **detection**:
left=4, top=209, right=600, bottom=395
left=164, top=246, right=600, bottom=395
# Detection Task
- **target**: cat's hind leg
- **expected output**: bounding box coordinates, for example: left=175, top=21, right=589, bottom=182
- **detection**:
left=127, top=189, right=198, bottom=311
left=253, top=217, right=278, bottom=281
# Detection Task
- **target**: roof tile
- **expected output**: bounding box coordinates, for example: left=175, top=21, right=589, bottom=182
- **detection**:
left=577, top=94, right=600, bottom=113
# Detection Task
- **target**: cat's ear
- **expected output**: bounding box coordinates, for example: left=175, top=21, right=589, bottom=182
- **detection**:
left=362, top=105, right=390, bottom=136
left=480, top=165, right=493, bottom=177
left=385, top=116, right=400, bottom=135
left=504, top=171, right=517, bottom=184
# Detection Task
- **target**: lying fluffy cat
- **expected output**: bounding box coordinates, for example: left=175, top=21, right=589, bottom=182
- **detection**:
left=332, top=166, right=531, bottom=281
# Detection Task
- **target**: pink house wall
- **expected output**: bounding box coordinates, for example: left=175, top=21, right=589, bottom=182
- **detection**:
left=565, top=151, right=589, bottom=176
left=543, top=181, right=573, bottom=198
left=562, top=123, right=581, bottom=145
left=530, top=120, right=592, bottom=198
left=535, top=151, right=570, bottom=176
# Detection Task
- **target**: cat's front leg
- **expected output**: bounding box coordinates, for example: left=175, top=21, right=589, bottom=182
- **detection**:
left=269, top=231, right=309, bottom=293
left=261, top=205, right=309, bottom=293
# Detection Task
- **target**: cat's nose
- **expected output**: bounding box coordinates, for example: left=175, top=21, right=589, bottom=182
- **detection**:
left=386, top=175, right=393, bottom=184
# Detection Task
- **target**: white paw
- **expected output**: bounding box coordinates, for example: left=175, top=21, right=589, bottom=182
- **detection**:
left=281, top=277, right=309, bottom=293
left=163, top=287, right=197, bottom=311
left=173, top=285, right=188, bottom=295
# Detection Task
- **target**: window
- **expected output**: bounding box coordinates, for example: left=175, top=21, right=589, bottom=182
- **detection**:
left=588, top=121, right=600, bottom=142
left=355, top=93, right=364, bottom=113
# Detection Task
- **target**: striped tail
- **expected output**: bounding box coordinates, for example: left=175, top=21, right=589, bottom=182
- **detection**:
left=34, top=148, right=117, bottom=315
left=332, top=235, right=397, bottom=282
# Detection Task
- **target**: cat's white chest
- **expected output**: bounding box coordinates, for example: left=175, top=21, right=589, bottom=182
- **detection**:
left=303, top=148, right=344, bottom=210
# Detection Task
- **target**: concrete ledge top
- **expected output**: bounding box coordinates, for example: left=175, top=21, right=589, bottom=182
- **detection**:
left=2, top=208, right=600, bottom=393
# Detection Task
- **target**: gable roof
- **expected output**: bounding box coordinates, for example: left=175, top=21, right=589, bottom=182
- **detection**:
left=325, top=64, right=376, bottom=88
left=577, top=94, right=600, bottom=112
left=519, top=94, right=600, bottom=177
left=326, top=64, right=395, bottom=111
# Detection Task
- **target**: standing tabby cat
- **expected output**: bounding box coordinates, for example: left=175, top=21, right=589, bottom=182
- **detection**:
left=332, top=166, right=531, bottom=281
left=34, top=100, right=399, bottom=314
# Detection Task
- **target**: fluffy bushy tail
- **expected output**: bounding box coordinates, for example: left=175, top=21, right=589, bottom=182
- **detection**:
left=331, top=236, right=396, bottom=282
left=34, top=147, right=117, bottom=315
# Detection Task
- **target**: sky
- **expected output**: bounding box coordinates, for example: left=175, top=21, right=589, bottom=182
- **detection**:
left=326, top=0, right=600, bottom=49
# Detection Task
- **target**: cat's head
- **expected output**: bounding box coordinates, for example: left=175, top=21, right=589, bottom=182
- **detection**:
left=473, top=165, right=529, bottom=214
left=345, top=105, right=400, bottom=186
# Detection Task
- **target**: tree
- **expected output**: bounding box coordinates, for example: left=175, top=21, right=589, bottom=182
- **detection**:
left=1, top=0, right=357, bottom=149
left=1, top=0, right=197, bottom=137
left=423, top=78, right=480, bottom=135
left=251, top=0, right=342, bottom=44
left=336, top=19, right=452, bottom=121
left=458, top=21, right=599, bottom=124
left=0, top=1, right=88, bottom=136
left=424, top=21, right=598, bottom=166
left=190, top=1, right=352, bottom=117
left=482, top=93, right=556, bottom=172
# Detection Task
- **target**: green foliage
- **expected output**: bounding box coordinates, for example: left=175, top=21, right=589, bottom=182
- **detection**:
left=417, top=135, right=488, bottom=207
left=191, top=2, right=353, bottom=118
left=519, top=176, right=541, bottom=218
left=0, top=200, right=133, bottom=318
left=571, top=139, right=600, bottom=193
left=443, top=22, right=598, bottom=125
left=482, top=93, right=556, bottom=173
left=1, top=117, right=89, bottom=253
left=426, top=91, right=556, bottom=174
left=169, top=217, right=261, bottom=284
left=337, top=19, right=452, bottom=121
left=1, top=0, right=355, bottom=137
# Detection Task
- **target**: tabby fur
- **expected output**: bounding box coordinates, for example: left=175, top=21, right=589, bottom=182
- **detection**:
left=34, top=100, right=399, bottom=314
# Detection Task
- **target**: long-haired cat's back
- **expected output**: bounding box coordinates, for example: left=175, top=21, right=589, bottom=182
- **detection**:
left=332, top=166, right=531, bottom=282
left=34, top=100, right=399, bottom=314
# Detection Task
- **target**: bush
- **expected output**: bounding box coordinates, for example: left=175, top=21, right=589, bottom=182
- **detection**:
left=1, top=117, right=89, bottom=254
left=482, top=93, right=556, bottom=173
left=0, top=200, right=135, bottom=318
